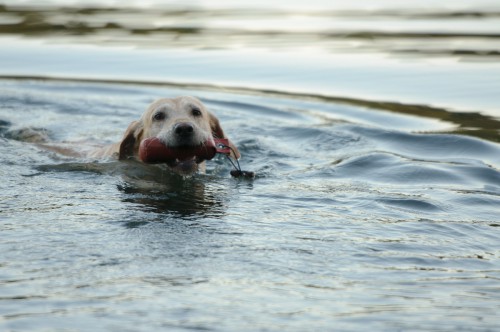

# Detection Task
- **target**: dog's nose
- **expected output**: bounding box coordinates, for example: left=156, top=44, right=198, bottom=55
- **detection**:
left=174, top=122, right=194, bottom=137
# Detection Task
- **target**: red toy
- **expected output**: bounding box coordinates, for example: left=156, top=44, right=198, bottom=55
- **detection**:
left=139, top=137, right=231, bottom=164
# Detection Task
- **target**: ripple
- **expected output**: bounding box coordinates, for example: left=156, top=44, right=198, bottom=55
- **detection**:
left=346, top=125, right=500, bottom=166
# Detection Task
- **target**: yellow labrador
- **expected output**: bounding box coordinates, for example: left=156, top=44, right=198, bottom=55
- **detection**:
left=92, top=96, right=239, bottom=175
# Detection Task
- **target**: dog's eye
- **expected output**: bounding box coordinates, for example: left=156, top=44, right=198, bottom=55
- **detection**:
left=191, top=107, right=202, bottom=117
left=153, top=112, right=165, bottom=121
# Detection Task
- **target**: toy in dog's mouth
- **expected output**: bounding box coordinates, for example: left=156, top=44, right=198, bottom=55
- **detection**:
left=139, top=137, right=229, bottom=164
left=139, top=137, right=254, bottom=178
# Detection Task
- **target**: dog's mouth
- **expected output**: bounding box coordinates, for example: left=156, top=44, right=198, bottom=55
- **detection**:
left=138, top=136, right=253, bottom=178
left=165, top=148, right=211, bottom=171
left=139, top=137, right=217, bottom=166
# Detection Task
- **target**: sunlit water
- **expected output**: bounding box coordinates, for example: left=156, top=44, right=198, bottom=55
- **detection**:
left=1, top=1, right=500, bottom=331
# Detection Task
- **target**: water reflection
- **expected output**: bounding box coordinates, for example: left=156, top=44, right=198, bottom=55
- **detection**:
left=36, top=159, right=230, bottom=220
left=1, top=3, right=499, bottom=60
left=117, top=169, right=228, bottom=220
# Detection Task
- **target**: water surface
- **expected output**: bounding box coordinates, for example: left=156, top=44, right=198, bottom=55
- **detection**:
left=1, top=78, right=500, bottom=331
left=1, top=1, right=500, bottom=331
left=1, top=0, right=500, bottom=119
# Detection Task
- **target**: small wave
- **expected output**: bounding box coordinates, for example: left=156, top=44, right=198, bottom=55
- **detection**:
left=346, top=126, right=500, bottom=166
left=376, top=198, right=442, bottom=212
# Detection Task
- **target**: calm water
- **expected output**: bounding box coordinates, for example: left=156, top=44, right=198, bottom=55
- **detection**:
left=1, top=1, right=500, bottom=331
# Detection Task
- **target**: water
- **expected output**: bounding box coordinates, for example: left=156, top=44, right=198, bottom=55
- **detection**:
left=1, top=1, right=500, bottom=331
left=2, top=1, right=500, bottom=117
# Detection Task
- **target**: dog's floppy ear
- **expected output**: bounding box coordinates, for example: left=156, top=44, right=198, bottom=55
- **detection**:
left=119, top=120, right=144, bottom=160
left=209, top=112, right=240, bottom=160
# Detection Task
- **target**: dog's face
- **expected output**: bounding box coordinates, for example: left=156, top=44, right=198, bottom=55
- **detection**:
left=143, top=96, right=212, bottom=148
left=118, top=96, right=239, bottom=175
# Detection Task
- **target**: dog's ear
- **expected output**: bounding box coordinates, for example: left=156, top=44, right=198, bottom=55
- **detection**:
left=119, top=120, right=144, bottom=160
left=209, top=112, right=240, bottom=160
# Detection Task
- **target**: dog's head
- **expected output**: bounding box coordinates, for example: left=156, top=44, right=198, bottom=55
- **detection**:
left=118, top=96, right=240, bottom=175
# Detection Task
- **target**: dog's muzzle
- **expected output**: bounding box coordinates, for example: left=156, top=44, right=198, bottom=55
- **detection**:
left=139, top=137, right=230, bottom=164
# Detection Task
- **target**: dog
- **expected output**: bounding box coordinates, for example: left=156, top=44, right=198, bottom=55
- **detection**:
left=91, top=96, right=240, bottom=175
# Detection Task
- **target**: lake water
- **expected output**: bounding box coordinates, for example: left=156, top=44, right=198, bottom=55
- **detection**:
left=1, top=1, right=500, bottom=331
